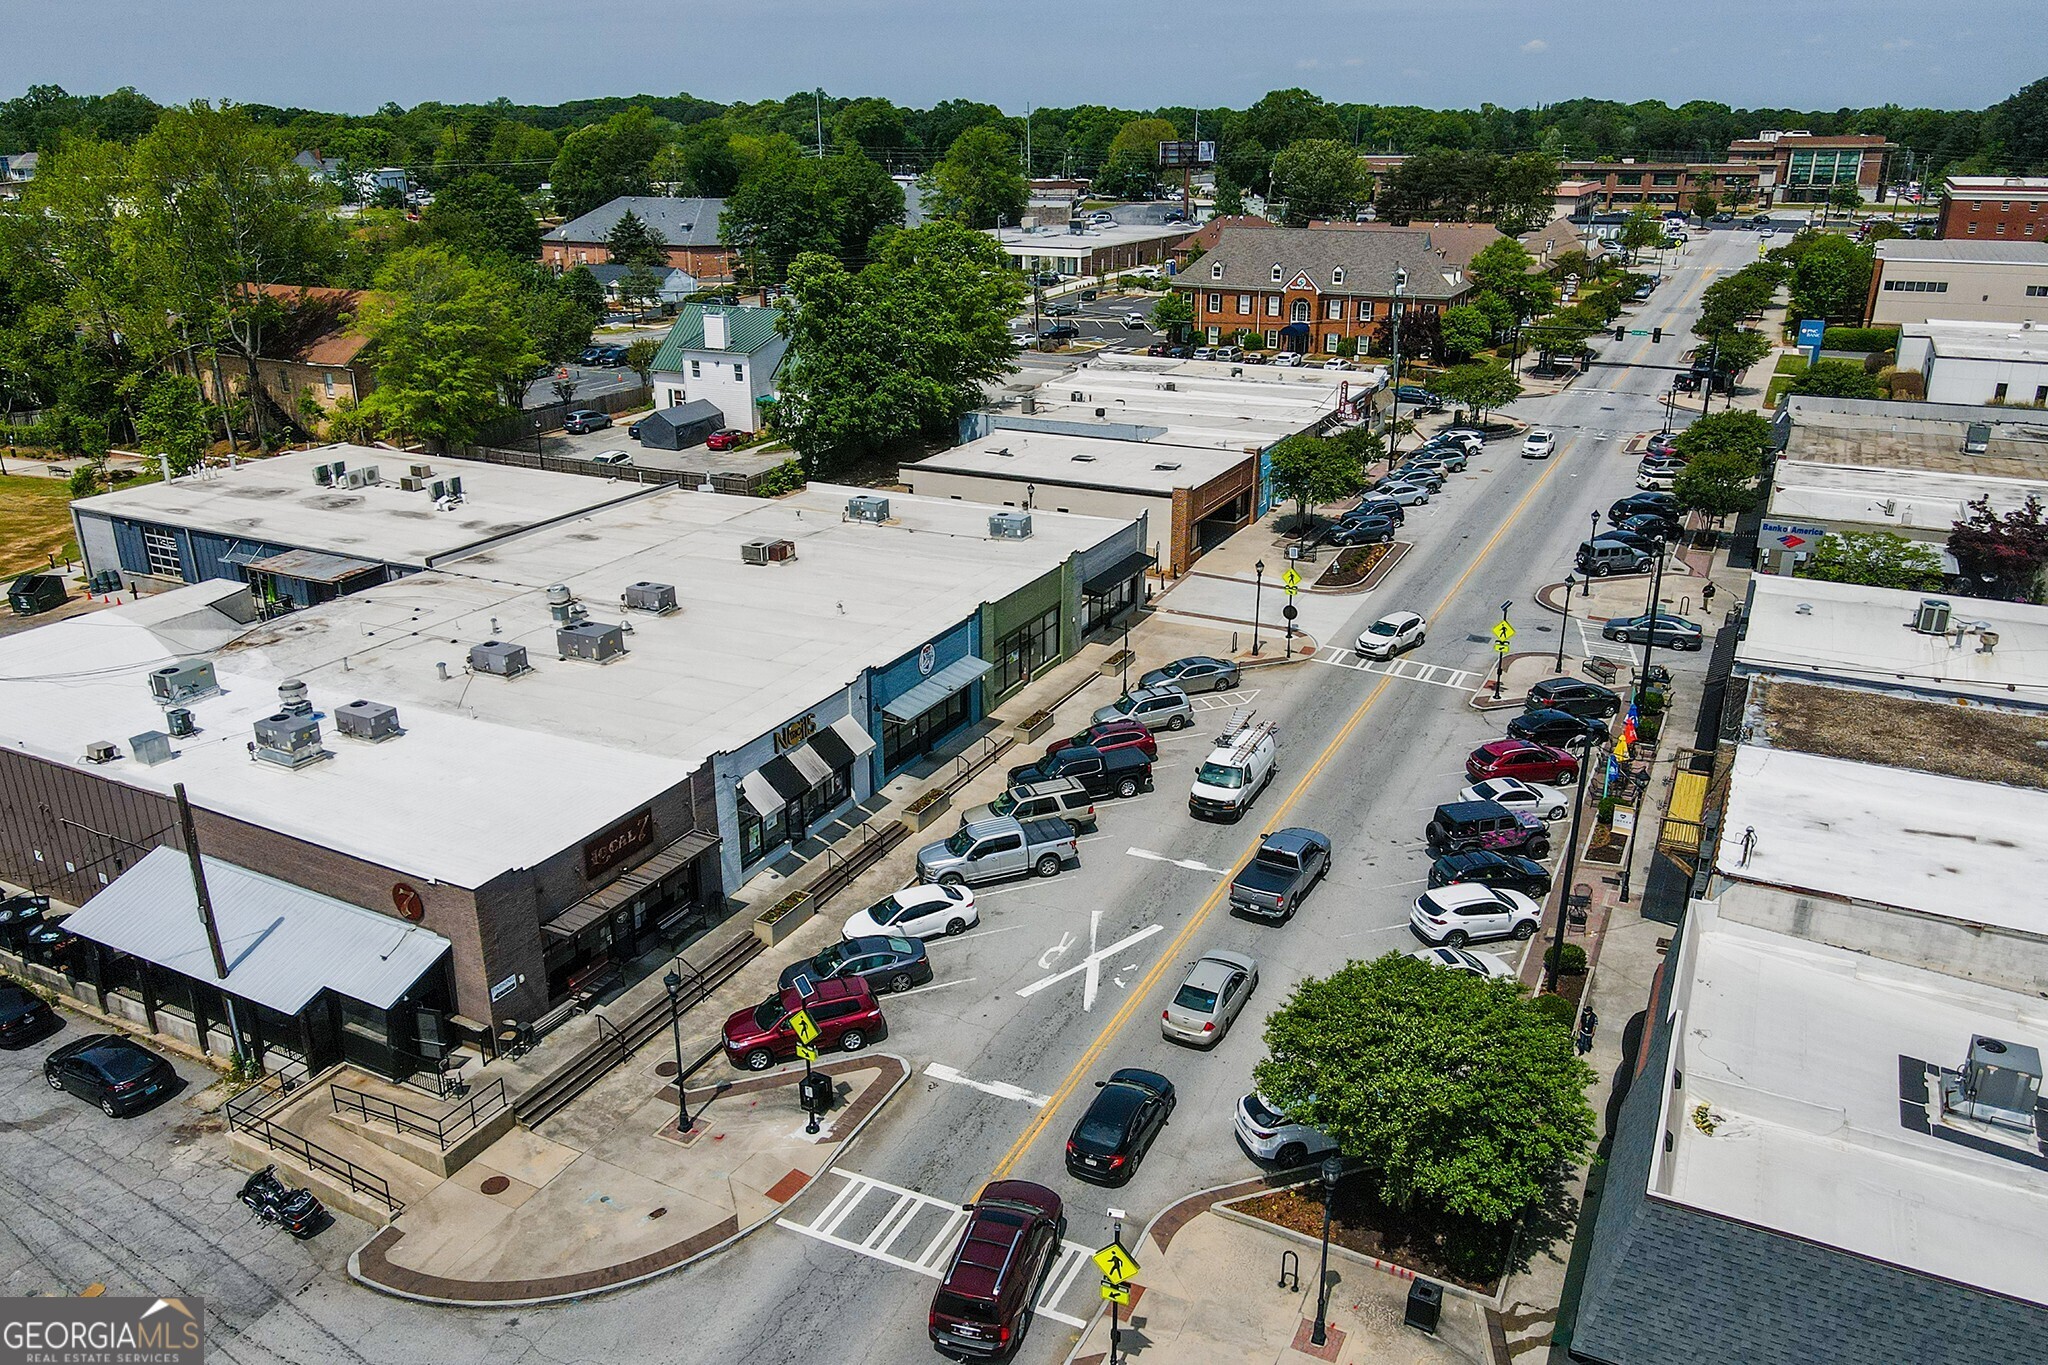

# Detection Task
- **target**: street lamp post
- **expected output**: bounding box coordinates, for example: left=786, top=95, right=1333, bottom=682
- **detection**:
left=1662, top=386, right=1676, bottom=434
left=1385, top=269, right=1409, bottom=464
left=1634, top=535, right=1670, bottom=712
left=1025, top=482, right=1035, bottom=511
left=1491, top=599, right=1512, bottom=697
left=662, top=970, right=694, bottom=1134
left=1546, top=721, right=1607, bottom=992
left=1310, top=1155, right=1344, bottom=1346
left=1252, top=560, right=1266, bottom=655
left=1584, top=511, right=1600, bottom=598
left=1556, top=574, right=1575, bottom=672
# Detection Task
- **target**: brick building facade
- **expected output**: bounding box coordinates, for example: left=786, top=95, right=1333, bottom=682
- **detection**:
left=1938, top=176, right=2048, bottom=242
left=1726, top=132, right=1895, bottom=205
left=1560, top=160, right=1762, bottom=212
left=1175, top=226, right=1471, bottom=356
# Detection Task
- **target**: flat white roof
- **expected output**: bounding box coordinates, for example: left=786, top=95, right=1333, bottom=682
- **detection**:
left=1661, top=903, right=2048, bottom=1306
left=917, top=430, right=1249, bottom=494
left=1007, top=356, right=1351, bottom=449
left=72, top=447, right=651, bottom=568
left=1768, top=459, right=2048, bottom=532
left=1717, top=743, right=2048, bottom=934
left=991, top=221, right=1188, bottom=255
left=1919, top=324, right=2048, bottom=364
left=1737, top=574, right=2048, bottom=705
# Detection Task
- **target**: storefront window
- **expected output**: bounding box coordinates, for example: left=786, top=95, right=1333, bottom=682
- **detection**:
left=739, top=796, right=789, bottom=867
left=990, top=605, right=1060, bottom=699
left=883, top=689, right=969, bottom=770
left=1083, top=576, right=1140, bottom=633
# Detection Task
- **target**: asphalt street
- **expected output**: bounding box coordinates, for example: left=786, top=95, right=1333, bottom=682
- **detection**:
left=0, top=224, right=1762, bottom=1364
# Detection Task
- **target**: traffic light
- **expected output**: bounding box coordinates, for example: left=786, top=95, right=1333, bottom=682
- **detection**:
left=1614, top=325, right=1626, bottom=341
left=1652, top=326, right=1663, bottom=343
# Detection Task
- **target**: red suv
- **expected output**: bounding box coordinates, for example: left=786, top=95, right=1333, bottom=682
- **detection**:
left=929, top=1180, right=1066, bottom=1358
left=1045, top=719, right=1156, bottom=761
left=705, top=428, right=745, bottom=451
left=721, top=976, right=883, bottom=1071
left=1465, top=739, right=1579, bottom=786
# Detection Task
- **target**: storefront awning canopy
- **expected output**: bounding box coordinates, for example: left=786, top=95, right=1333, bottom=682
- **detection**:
left=220, top=545, right=267, bottom=568
left=245, top=549, right=381, bottom=585
left=1083, top=550, right=1155, bottom=597
left=545, top=829, right=721, bottom=939
left=61, top=847, right=450, bottom=1015
left=740, top=715, right=883, bottom=813
left=807, top=714, right=877, bottom=770
left=883, top=656, right=994, bottom=723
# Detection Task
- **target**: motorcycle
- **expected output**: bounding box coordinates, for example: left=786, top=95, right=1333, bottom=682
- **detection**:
left=239, top=1164, right=325, bottom=1238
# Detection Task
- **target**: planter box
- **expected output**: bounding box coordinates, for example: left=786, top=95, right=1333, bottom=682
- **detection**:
left=901, top=790, right=951, bottom=833
left=1100, top=649, right=1135, bottom=679
left=752, top=890, right=815, bottom=948
left=1017, top=709, right=1057, bottom=742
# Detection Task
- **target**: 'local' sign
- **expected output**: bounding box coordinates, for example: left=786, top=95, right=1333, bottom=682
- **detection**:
left=584, top=807, right=655, bottom=880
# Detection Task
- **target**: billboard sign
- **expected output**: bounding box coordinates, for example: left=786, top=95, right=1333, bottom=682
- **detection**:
left=1797, top=317, right=1825, bottom=362
left=1156, top=141, right=1215, bottom=169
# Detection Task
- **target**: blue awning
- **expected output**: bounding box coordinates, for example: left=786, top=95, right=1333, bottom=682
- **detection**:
left=882, top=656, right=993, bottom=723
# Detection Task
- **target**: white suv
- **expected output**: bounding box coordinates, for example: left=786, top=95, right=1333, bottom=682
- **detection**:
left=1234, top=1091, right=1337, bottom=1168
left=1410, top=884, right=1542, bottom=947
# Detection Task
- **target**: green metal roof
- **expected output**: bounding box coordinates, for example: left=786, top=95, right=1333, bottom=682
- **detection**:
left=649, top=303, right=786, bottom=370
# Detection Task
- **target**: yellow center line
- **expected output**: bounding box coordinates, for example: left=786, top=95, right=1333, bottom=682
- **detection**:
left=986, top=430, right=1585, bottom=1181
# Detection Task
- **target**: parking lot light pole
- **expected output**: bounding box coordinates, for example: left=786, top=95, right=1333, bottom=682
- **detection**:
left=1634, top=536, right=1669, bottom=711
left=1547, top=721, right=1606, bottom=992
left=662, top=971, right=693, bottom=1134
left=1311, top=1155, right=1344, bottom=1346
left=1252, top=560, right=1266, bottom=655
left=1385, top=269, right=1409, bottom=464
left=1556, top=575, right=1575, bottom=672
left=1584, top=511, right=1599, bottom=598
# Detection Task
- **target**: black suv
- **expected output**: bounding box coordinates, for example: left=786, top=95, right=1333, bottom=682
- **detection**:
left=1428, top=850, right=1553, bottom=899
left=1425, top=800, right=1551, bottom=859
left=1526, top=676, right=1621, bottom=720
left=1610, top=493, right=1679, bottom=530
left=1006, top=745, right=1153, bottom=800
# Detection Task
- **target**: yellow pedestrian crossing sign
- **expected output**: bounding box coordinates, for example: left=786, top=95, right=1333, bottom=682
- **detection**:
left=1093, top=1239, right=1141, bottom=1283
left=1100, top=1278, right=1132, bottom=1304
left=789, top=1009, right=821, bottom=1046
left=795, top=1042, right=820, bottom=1062
left=1492, top=620, right=1515, bottom=644
left=1281, top=567, right=1302, bottom=596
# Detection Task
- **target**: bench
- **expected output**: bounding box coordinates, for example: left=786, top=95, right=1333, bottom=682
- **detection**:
left=1582, top=656, right=1621, bottom=684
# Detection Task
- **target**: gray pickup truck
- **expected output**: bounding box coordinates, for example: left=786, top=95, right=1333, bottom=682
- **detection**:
left=917, top=814, right=1078, bottom=887
left=1228, top=827, right=1332, bottom=922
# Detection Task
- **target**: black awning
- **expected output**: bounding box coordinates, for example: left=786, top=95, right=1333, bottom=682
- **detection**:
left=546, top=830, right=721, bottom=939
left=1084, top=550, right=1155, bottom=597
left=757, top=754, right=814, bottom=804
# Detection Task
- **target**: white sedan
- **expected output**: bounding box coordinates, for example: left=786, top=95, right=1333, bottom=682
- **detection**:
left=1410, top=945, right=1515, bottom=979
left=1460, top=776, right=1571, bottom=822
left=1521, top=430, right=1557, bottom=459
left=842, top=883, right=979, bottom=940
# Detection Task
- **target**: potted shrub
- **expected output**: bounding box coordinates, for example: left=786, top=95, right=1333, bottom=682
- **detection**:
left=902, top=788, right=951, bottom=832
left=753, top=889, right=815, bottom=946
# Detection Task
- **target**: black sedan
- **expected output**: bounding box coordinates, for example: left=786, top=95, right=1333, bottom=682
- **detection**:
left=1066, top=1068, right=1175, bottom=1184
left=1323, top=515, right=1396, bottom=548
left=1038, top=322, right=1081, bottom=342
left=1428, top=850, right=1553, bottom=898
left=1507, top=707, right=1599, bottom=747
left=1615, top=512, right=1678, bottom=542
left=1526, top=676, right=1622, bottom=720
left=0, top=984, right=59, bottom=1048
left=1597, top=527, right=1662, bottom=558
left=779, top=934, right=932, bottom=995
left=1602, top=612, right=1705, bottom=651
left=0, top=892, right=49, bottom=950
left=1140, top=656, right=1240, bottom=693
left=45, top=1034, right=177, bottom=1116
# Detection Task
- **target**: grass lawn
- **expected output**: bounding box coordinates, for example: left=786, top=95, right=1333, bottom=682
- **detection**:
left=0, top=471, right=80, bottom=577
left=1774, top=353, right=1810, bottom=375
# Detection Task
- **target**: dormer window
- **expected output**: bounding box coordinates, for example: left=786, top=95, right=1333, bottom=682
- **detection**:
left=1271, top=263, right=1283, bottom=283
left=1332, top=267, right=1345, bottom=286
left=1211, top=262, right=1223, bottom=280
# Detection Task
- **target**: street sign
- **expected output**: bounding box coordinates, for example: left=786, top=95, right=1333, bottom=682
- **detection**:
left=795, top=1042, right=820, bottom=1062
left=1797, top=317, right=1826, bottom=364
left=1281, top=567, right=1302, bottom=596
left=1492, top=621, right=1516, bottom=644
left=1100, top=1278, right=1132, bottom=1305
left=1629, top=329, right=1650, bottom=336
left=1093, top=1239, right=1141, bottom=1283
left=789, top=1009, right=821, bottom=1046
left=1495, top=638, right=1510, bottom=654
left=1282, top=604, right=1298, bottom=621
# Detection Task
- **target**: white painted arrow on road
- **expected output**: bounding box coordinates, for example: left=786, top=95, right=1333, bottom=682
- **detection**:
left=924, top=1063, right=1049, bottom=1108
left=1126, top=847, right=1230, bottom=874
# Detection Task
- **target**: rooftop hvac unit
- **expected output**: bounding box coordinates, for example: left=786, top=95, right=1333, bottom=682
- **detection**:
left=334, top=698, right=401, bottom=741
left=277, top=679, right=311, bottom=716
left=313, top=463, right=334, bottom=486
left=558, top=621, right=627, bottom=663
left=1163, top=381, right=1177, bottom=391
left=546, top=583, right=587, bottom=625
left=409, top=463, right=433, bottom=479
left=622, top=581, right=679, bottom=614
left=989, top=511, right=1034, bottom=539
left=252, top=711, right=325, bottom=769
left=1913, top=598, right=1951, bottom=635
left=468, top=640, right=531, bottom=677
left=165, top=707, right=197, bottom=738
left=148, top=658, right=218, bottom=707
left=83, top=740, right=120, bottom=765
left=741, top=537, right=797, bottom=565
left=1941, top=1035, right=2044, bottom=1137
left=130, top=731, right=173, bottom=766
left=330, top=459, right=346, bottom=478
left=1964, top=422, right=1992, bottom=455
left=1095, top=407, right=1106, bottom=417
left=1022, top=395, right=1037, bottom=414
left=342, top=466, right=379, bottom=489
left=399, top=475, right=426, bottom=492
left=1070, top=391, right=1085, bottom=402
left=429, top=480, right=447, bottom=501
left=447, top=475, right=463, bottom=498
left=847, top=495, right=891, bottom=523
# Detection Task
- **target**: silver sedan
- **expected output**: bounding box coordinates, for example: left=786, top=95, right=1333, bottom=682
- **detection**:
left=1161, top=950, right=1259, bottom=1047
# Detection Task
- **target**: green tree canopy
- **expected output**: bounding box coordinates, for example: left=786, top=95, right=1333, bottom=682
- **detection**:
left=1150, top=290, right=1193, bottom=338
left=1690, top=191, right=1719, bottom=220
left=1796, top=531, right=1945, bottom=591
left=132, top=372, right=212, bottom=474
left=723, top=140, right=905, bottom=283
left=1469, top=236, right=1556, bottom=323
left=1438, top=304, right=1491, bottom=361
left=605, top=209, right=668, bottom=267
left=1095, top=118, right=1177, bottom=200
left=1787, top=232, right=1873, bottom=323
left=1672, top=447, right=1764, bottom=519
left=927, top=126, right=1027, bottom=229
left=1269, top=139, right=1370, bottom=226
left=548, top=108, right=659, bottom=219
left=1431, top=361, right=1523, bottom=422
left=352, top=244, right=536, bottom=446
left=1266, top=432, right=1365, bottom=528
left=1949, top=494, right=2048, bottom=601
left=1791, top=359, right=1883, bottom=399
left=1616, top=206, right=1665, bottom=259
left=1254, top=953, right=1595, bottom=1222
left=422, top=173, right=540, bottom=261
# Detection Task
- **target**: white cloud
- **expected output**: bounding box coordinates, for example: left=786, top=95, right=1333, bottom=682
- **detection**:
left=1521, top=38, right=1548, bottom=53
left=1342, top=56, right=1364, bottom=67
left=1296, top=56, right=1324, bottom=70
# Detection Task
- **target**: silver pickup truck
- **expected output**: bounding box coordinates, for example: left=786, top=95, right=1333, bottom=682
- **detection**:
left=916, top=815, right=1078, bottom=886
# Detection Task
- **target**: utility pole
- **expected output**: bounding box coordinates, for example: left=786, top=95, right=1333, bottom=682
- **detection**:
left=1024, top=104, right=1033, bottom=180
left=175, top=781, right=246, bottom=1064
left=814, top=88, right=825, bottom=159
left=1386, top=267, right=1409, bottom=462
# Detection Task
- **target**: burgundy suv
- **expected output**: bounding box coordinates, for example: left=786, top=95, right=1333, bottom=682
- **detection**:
left=929, top=1180, right=1066, bottom=1358
left=1045, top=719, right=1157, bottom=761
left=721, top=976, right=884, bottom=1071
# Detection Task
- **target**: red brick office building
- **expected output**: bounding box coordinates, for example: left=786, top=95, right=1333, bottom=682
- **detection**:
left=1726, top=132, right=1895, bottom=205
left=1938, top=177, right=2048, bottom=241
left=1175, top=226, right=1471, bottom=356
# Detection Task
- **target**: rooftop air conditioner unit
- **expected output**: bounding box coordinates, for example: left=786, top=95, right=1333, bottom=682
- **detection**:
left=468, top=640, right=531, bottom=677
left=165, top=707, right=197, bottom=738
left=409, top=463, right=433, bottom=479
left=330, top=460, right=346, bottom=478
left=1071, top=391, right=1086, bottom=402
left=546, top=583, right=587, bottom=625
left=1913, top=598, right=1951, bottom=635
left=1095, top=407, right=1106, bottom=417
left=989, top=511, right=1034, bottom=539
left=251, top=712, right=325, bottom=769
left=847, top=495, right=891, bottom=522
left=149, top=658, right=219, bottom=707
left=429, top=480, right=447, bottom=501
left=1964, top=422, right=1991, bottom=455
left=557, top=621, right=627, bottom=662
left=1163, top=381, right=1177, bottom=391
left=130, top=731, right=173, bottom=766
left=447, top=475, right=463, bottom=498
left=741, top=537, right=797, bottom=565
left=83, top=740, right=120, bottom=765
left=313, top=463, right=334, bottom=487
left=334, top=698, right=401, bottom=741
left=343, top=466, right=378, bottom=489
left=1941, top=1035, right=2044, bottom=1136
left=622, top=581, right=678, bottom=615
left=1022, top=395, right=1037, bottom=414
left=400, top=476, right=426, bottom=492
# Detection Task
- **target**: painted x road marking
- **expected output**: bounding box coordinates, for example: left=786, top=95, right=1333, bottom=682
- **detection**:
left=1016, top=910, right=1164, bottom=1011
left=1126, top=847, right=1229, bottom=874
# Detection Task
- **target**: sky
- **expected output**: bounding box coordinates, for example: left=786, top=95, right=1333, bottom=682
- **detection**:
left=6, top=0, right=2041, bottom=115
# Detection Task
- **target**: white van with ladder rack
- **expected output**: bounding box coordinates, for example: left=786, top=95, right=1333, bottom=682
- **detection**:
left=1190, top=708, right=1278, bottom=820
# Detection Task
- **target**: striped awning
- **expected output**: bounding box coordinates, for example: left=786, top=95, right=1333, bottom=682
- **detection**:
left=738, top=717, right=874, bottom=814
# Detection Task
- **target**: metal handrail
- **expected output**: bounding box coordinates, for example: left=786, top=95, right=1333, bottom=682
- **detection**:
left=222, top=1058, right=310, bottom=1130
left=329, top=1076, right=506, bottom=1152
left=236, top=1113, right=401, bottom=1212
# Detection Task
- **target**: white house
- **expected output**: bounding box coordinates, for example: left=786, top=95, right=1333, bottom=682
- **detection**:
left=1896, top=319, right=2048, bottom=408
left=646, top=303, right=788, bottom=434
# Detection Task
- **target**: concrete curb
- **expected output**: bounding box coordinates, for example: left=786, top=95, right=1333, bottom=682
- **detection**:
left=1210, top=1187, right=1510, bottom=1311
left=345, top=1052, right=912, bottom=1309
left=1306, top=538, right=1409, bottom=595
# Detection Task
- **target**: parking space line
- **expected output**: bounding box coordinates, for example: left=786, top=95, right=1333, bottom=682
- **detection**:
left=893, top=978, right=976, bottom=1000
left=1125, top=847, right=1229, bottom=875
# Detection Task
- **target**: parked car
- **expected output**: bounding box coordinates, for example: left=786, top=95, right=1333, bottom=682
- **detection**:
left=917, top=815, right=1079, bottom=886
left=1431, top=428, right=1487, bottom=452
left=779, top=934, right=930, bottom=996
left=1355, top=610, right=1426, bottom=660
left=961, top=777, right=1097, bottom=834
left=1065, top=1068, right=1175, bottom=1184
left=1273, top=351, right=1304, bottom=367
left=1160, top=951, right=1259, bottom=1046
left=1228, top=827, right=1330, bottom=921
left=1461, top=775, right=1572, bottom=821
left=1319, top=357, right=1348, bottom=371
left=841, top=883, right=978, bottom=940
left=1348, top=495, right=1405, bottom=525
left=1407, top=445, right=1468, bottom=473
left=1427, top=849, right=1553, bottom=898
left=564, top=410, right=612, bottom=434
left=1410, top=945, right=1516, bottom=978
left=1047, top=720, right=1157, bottom=761
left=1123, top=312, right=1149, bottom=329
left=0, top=983, right=59, bottom=1048
left=1005, top=745, right=1154, bottom=800
left=1079, top=288, right=1100, bottom=301
left=1602, top=612, right=1705, bottom=650
left=1216, top=345, right=1243, bottom=362
left=1390, top=464, right=1445, bottom=491
left=1644, top=431, right=1682, bottom=459
left=1526, top=676, right=1621, bottom=720
left=1605, top=523, right=1668, bottom=554
left=1507, top=707, right=1599, bottom=748
left=1576, top=538, right=1654, bottom=578
left=1394, top=385, right=1444, bottom=411
left=1323, top=515, right=1396, bottom=548
left=1140, top=655, right=1239, bottom=693
left=1192, top=346, right=1216, bottom=360
left=1425, top=799, right=1552, bottom=859
left=43, top=1034, right=177, bottom=1116
left=1611, top=492, right=1679, bottom=524
left=1038, top=323, right=1080, bottom=342
left=1033, top=271, right=1063, bottom=285
left=705, top=429, right=745, bottom=451
left=1371, top=479, right=1432, bottom=506
left=722, top=976, right=883, bottom=1070
left=1638, top=453, right=1688, bottom=476
left=1190, top=716, right=1279, bottom=820
left=1093, top=684, right=1192, bottom=732
left=1466, top=740, right=1579, bottom=785
left=1410, top=884, right=1542, bottom=946
left=1234, top=1090, right=1337, bottom=1167
left=929, top=1181, right=1067, bottom=1359
left=1044, top=301, right=1079, bottom=317
left=1520, top=430, right=1557, bottom=459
